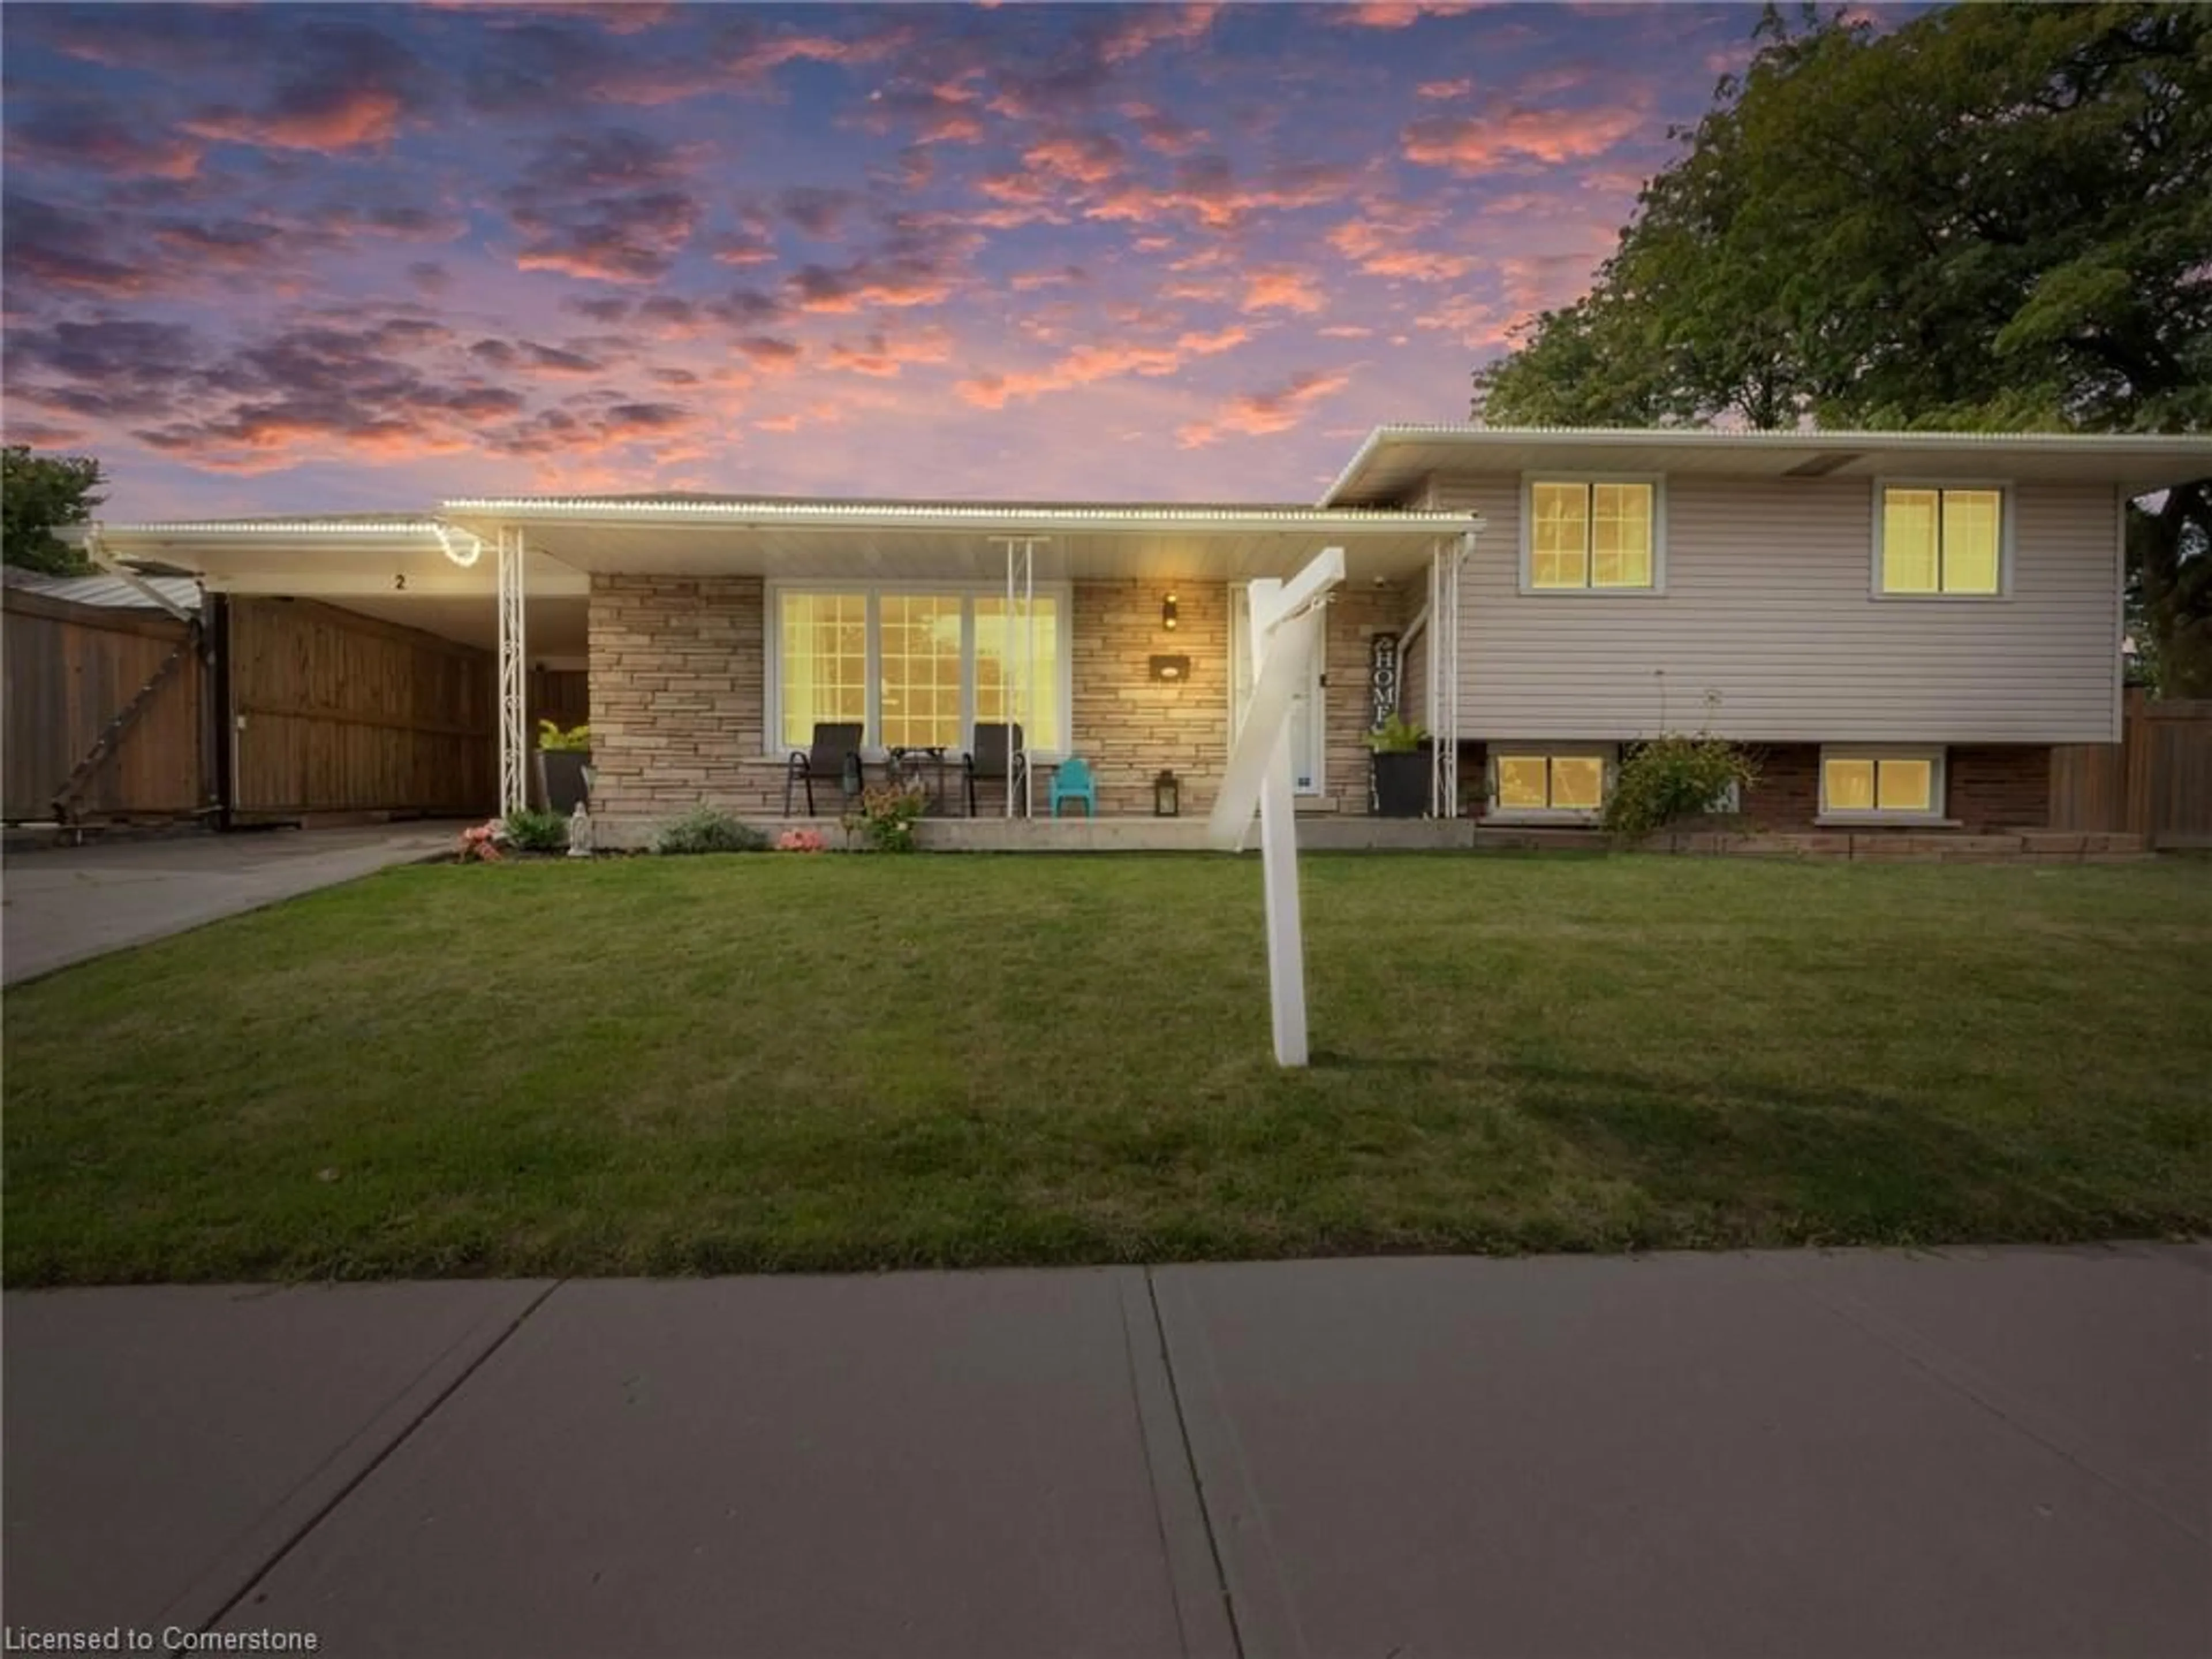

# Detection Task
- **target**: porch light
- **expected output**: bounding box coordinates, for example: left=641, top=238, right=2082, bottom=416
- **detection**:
left=1154, top=768, right=1180, bottom=817
left=1161, top=592, right=1179, bottom=631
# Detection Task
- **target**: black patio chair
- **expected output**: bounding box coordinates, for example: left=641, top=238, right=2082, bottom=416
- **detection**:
left=784, top=722, right=865, bottom=816
left=963, top=722, right=1029, bottom=817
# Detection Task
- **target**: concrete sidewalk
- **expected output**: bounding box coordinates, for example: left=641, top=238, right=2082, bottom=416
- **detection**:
left=4, top=1245, right=2206, bottom=1658
left=1, top=825, right=459, bottom=984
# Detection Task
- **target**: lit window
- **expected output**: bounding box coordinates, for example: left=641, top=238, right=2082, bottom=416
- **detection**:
left=1493, top=751, right=1610, bottom=814
left=1821, top=749, right=1942, bottom=817
left=1529, top=480, right=1654, bottom=590
left=774, top=588, right=1069, bottom=755
left=1881, top=487, right=2001, bottom=594
left=975, top=596, right=1061, bottom=752
left=878, top=595, right=964, bottom=748
left=778, top=592, right=867, bottom=749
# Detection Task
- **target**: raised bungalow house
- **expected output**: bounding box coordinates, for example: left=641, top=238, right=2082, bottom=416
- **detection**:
left=86, top=426, right=2212, bottom=847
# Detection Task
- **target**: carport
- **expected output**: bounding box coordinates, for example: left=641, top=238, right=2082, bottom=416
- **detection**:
left=79, top=518, right=588, bottom=825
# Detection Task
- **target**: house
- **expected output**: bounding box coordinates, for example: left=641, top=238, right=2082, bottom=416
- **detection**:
left=82, top=426, right=2211, bottom=846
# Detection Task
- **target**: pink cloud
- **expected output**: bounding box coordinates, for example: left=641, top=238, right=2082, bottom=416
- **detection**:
left=1177, top=368, right=1353, bottom=448
left=1403, top=103, right=1647, bottom=168
left=1089, top=157, right=1359, bottom=230
left=185, top=89, right=405, bottom=153
left=1022, top=130, right=1128, bottom=186
left=1328, top=203, right=1474, bottom=282
left=826, top=327, right=954, bottom=377
left=1335, top=2, right=1481, bottom=27
left=1243, top=269, right=1325, bottom=314
left=1099, top=3, right=1218, bottom=63
left=1416, top=78, right=1474, bottom=100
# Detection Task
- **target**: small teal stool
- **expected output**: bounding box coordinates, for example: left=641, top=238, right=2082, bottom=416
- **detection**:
left=1049, top=756, right=1099, bottom=818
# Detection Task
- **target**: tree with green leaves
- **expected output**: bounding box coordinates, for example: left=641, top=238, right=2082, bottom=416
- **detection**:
left=2, top=446, right=107, bottom=575
left=1474, top=2, right=2212, bottom=693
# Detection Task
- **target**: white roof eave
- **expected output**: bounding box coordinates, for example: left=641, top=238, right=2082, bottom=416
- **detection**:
left=1320, top=423, right=2212, bottom=505
left=437, top=498, right=1482, bottom=537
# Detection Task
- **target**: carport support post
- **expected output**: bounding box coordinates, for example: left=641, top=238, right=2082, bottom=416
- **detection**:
left=498, top=527, right=528, bottom=820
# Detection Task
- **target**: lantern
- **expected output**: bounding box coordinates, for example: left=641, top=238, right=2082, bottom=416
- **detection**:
left=1153, top=768, right=1180, bottom=817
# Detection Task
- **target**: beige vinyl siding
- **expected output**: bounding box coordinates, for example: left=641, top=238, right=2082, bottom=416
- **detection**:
left=1421, top=474, right=2122, bottom=744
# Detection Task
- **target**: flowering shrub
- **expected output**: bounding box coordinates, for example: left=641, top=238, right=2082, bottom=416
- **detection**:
left=1600, top=734, right=1760, bottom=840
left=775, top=828, right=828, bottom=853
left=457, top=820, right=506, bottom=862
left=857, top=782, right=927, bottom=853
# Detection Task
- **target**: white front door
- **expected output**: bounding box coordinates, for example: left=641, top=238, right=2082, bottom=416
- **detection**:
left=1229, top=586, right=1324, bottom=795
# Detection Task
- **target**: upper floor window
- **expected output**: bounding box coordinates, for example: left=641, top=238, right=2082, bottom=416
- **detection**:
left=1527, top=479, right=1658, bottom=592
left=1879, top=486, right=2003, bottom=596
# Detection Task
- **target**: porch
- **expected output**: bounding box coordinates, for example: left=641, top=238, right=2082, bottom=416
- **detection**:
left=90, top=499, right=1478, bottom=842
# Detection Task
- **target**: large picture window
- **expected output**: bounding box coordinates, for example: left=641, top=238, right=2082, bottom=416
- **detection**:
left=1527, top=479, right=1657, bottom=591
left=777, top=592, right=866, bottom=750
left=1879, top=486, right=2003, bottom=595
left=974, top=596, right=1061, bottom=756
left=772, top=586, right=1067, bottom=754
left=878, top=595, right=963, bottom=749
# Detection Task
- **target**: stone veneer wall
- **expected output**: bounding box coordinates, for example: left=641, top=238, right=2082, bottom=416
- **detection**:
left=588, top=574, right=779, bottom=825
left=1070, top=579, right=1230, bottom=816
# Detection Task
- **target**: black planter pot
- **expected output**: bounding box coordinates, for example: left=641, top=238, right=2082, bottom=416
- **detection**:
left=535, top=749, right=592, bottom=816
left=1370, top=748, right=1429, bottom=817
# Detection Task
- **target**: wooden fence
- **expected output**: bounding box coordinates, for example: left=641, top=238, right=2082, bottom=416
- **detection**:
left=3, top=587, right=209, bottom=823
left=2050, top=691, right=2212, bottom=850
left=226, top=597, right=497, bottom=820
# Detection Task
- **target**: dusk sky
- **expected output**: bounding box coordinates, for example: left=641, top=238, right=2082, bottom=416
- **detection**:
left=2, top=2, right=1906, bottom=519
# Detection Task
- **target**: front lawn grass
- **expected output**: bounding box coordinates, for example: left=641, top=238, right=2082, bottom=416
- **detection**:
left=5, top=854, right=2208, bottom=1284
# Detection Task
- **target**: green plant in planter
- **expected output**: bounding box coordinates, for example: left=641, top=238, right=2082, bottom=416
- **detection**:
left=1365, top=714, right=1429, bottom=753
left=1601, top=734, right=1760, bottom=840
left=652, top=806, right=768, bottom=855
left=537, top=720, right=590, bottom=753
left=502, top=807, right=570, bottom=853
left=857, top=782, right=927, bottom=853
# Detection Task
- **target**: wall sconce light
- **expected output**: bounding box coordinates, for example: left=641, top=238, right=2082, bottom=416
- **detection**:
left=1161, top=592, right=1179, bottom=631
left=1154, top=768, right=1180, bottom=817
left=1149, top=654, right=1191, bottom=683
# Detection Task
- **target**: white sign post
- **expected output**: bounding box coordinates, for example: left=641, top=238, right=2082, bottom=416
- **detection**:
left=1208, top=547, right=1346, bottom=1066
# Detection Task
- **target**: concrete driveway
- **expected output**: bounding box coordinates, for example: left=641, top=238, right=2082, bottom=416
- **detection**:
left=4, top=1245, right=2205, bottom=1658
left=1, top=825, right=459, bottom=984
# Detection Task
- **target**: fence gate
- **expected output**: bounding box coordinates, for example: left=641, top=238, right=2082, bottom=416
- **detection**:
left=2, top=588, right=210, bottom=824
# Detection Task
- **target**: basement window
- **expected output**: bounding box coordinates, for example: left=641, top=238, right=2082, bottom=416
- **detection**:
left=1488, top=747, right=1613, bottom=821
left=1818, top=746, right=1946, bottom=821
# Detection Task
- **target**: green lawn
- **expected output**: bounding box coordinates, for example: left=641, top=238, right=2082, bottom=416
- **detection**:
left=5, top=854, right=2209, bottom=1285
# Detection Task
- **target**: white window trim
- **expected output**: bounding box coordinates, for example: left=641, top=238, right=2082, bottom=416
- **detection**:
left=1485, top=743, right=1617, bottom=824
left=1815, top=743, right=1953, bottom=825
left=1518, top=474, right=1667, bottom=597
left=1869, top=478, right=2014, bottom=601
left=764, top=578, right=1075, bottom=760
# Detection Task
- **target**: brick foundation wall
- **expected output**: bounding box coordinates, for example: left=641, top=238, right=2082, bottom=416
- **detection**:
left=1321, top=582, right=1412, bottom=813
left=1735, top=742, right=2051, bottom=830
left=1948, top=745, right=2051, bottom=830
left=1741, top=744, right=1821, bottom=830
